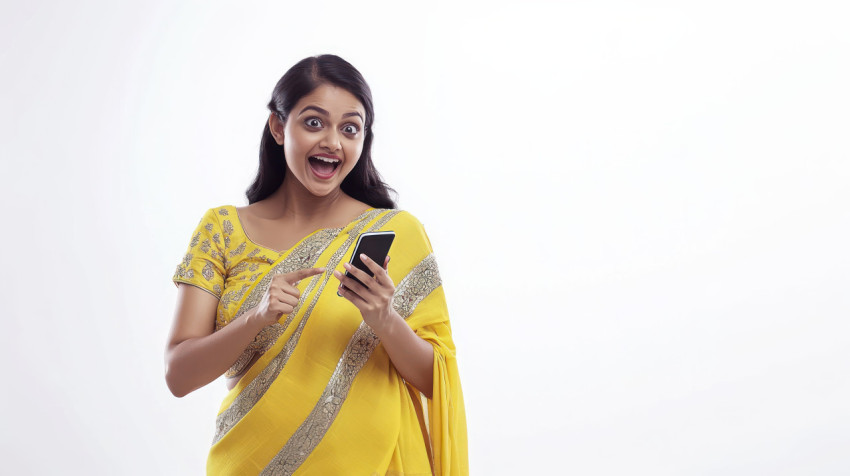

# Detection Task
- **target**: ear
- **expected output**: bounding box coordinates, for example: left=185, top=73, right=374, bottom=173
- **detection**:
left=268, top=113, right=285, bottom=145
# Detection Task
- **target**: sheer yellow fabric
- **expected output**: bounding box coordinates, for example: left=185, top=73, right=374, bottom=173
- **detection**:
left=172, top=206, right=468, bottom=475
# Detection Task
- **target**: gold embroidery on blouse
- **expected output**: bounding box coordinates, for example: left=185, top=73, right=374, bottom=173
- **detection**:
left=229, top=242, right=247, bottom=258
left=213, top=233, right=221, bottom=245
left=200, top=239, right=211, bottom=254
left=204, top=223, right=214, bottom=232
left=181, top=252, right=193, bottom=268
left=212, top=209, right=391, bottom=445
left=261, top=251, right=441, bottom=474
left=230, top=261, right=249, bottom=276
left=222, top=219, right=234, bottom=235
left=174, top=263, right=196, bottom=280
left=218, top=207, right=229, bottom=216
left=202, top=262, right=214, bottom=281
left=190, top=231, right=201, bottom=248
left=247, top=248, right=260, bottom=258
left=213, top=284, right=222, bottom=296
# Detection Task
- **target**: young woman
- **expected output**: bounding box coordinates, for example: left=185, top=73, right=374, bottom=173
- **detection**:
left=166, top=54, right=467, bottom=475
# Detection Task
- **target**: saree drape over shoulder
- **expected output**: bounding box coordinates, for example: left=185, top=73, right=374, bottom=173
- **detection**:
left=173, top=206, right=468, bottom=475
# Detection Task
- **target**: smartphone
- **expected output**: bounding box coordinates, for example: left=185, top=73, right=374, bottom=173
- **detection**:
left=338, top=231, right=395, bottom=296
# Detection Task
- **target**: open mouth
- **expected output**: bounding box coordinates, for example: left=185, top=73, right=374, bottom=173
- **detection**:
left=308, top=156, right=341, bottom=178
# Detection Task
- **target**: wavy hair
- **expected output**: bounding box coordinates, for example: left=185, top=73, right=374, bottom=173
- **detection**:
left=246, top=55, right=397, bottom=209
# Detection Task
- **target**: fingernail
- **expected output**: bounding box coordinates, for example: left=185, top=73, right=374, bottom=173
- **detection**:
left=333, top=270, right=341, bottom=278
left=360, top=253, right=368, bottom=261
left=343, top=263, right=351, bottom=270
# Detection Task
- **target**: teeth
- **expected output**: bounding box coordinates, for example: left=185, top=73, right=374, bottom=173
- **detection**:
left=311, top=156, right=340, bottom=164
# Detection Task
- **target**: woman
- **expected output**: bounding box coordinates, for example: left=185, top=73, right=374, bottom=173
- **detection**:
left=165, top=54, right=467, bottom=475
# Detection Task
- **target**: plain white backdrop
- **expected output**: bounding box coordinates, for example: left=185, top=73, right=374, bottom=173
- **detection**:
left=1, top=0, right=848, bottom=474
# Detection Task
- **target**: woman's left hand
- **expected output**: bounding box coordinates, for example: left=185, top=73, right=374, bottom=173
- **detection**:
left=333, top=254, right=400, bottom=335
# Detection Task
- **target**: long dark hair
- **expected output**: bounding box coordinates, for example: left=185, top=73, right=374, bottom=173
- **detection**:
left=245, top=55, right=397, bottom=208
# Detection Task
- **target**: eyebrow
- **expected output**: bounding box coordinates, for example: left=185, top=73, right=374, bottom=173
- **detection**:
left=298, top=105, right=364, bottom=121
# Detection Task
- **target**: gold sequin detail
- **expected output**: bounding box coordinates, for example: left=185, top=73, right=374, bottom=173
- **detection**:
left=228, top=323, right=286, bottom=377
left=174, top=264, right=189, bottom=279
left=204, top=223, right=214, bottom=232
left=200, top=239, right=211, bottom=254
left=222, top=219, right=234, bottom=235
left=190, top=231, right=201, bottom=248
left=393, top=254, right=442, bottom=318
left=212, top=209, right=393, bottom=445
left=230, top=261, right=249, bottom=276
left=261, top=252, right=441, bottom=474
left=202, top=262, right=214, bottom=281
left=229, top=242, right=246, bottom=258
left=218, top=208, right=229, bottom=216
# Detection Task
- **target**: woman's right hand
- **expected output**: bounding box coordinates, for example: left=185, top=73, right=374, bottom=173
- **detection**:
left=249, top=267, right=327, bottom=328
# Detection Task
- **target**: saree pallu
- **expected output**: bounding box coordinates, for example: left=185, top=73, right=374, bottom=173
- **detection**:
left=174, top=207, right=467, bottom=475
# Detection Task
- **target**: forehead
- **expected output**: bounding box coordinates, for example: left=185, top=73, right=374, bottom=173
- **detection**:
left=295, top=84, right=365, bottom=117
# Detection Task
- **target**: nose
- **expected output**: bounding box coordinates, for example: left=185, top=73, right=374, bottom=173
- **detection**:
left=320, top=128, right=341, bottom=153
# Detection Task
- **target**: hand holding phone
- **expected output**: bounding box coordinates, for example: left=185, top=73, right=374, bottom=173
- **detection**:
left=338, top=231, right=395, bottom=296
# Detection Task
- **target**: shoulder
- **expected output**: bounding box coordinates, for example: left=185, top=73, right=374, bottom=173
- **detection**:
left=186, top=206, right=237, bottom=250
left=378, top=208, right=421, bottom=229
left=386, top=209, right=423, bottom=227
left=193, top=205, right=237, bottom=229
left=209, top=205, right=236, bottom=221
left=382, top=209, right=434, bottom=253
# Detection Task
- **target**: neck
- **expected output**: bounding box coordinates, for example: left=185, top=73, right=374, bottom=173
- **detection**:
left=263, top=170, right=349, bottom=223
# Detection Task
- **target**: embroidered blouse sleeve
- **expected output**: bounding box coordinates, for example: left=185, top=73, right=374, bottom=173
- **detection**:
left=172, top=208, right=227, bottom=299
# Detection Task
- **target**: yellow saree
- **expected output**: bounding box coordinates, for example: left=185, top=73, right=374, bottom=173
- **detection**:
left=172, top=206, right=467, bottom=475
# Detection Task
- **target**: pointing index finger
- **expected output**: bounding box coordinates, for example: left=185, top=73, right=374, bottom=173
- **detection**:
left=288, top=267, right=327, bottom=285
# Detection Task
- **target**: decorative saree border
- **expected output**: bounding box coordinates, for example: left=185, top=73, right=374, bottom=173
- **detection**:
left=260, top=253, right=442, bottom=475
left=212, top=209, right=398, bottom=445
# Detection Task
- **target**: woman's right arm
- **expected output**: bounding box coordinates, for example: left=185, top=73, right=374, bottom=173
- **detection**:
left=164, top=284, right=267, bottom=398
left=165, top=267, right=326, bottom=397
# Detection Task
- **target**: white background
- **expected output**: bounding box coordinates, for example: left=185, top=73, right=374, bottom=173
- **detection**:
left=1, top=0, right=848, bottom=474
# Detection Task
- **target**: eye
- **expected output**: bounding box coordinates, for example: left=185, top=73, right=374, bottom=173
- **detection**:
left=305, top=117, right=323, bottom=128
left=342, top=124, right=360, bottom=135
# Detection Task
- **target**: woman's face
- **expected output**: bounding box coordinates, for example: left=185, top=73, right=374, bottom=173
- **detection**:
left=270, top=84, right=367, bottom=198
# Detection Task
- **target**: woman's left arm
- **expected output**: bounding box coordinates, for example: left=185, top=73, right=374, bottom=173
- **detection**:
left=334, top=254, right=434, bottom=399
